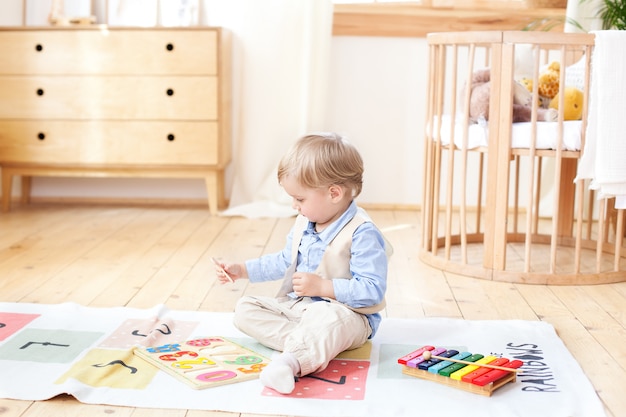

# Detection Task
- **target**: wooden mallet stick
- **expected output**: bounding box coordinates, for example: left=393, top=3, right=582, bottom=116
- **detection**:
left=422, top=350, right=522, bottom=373
left=211, top=257, right=234, bottom=283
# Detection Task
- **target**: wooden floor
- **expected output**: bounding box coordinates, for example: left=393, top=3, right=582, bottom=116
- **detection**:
left=0, top=203, right=624, bottom=417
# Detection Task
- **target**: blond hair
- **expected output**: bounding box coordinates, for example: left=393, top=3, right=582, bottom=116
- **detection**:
left=277, top=133, right=363, bottom=197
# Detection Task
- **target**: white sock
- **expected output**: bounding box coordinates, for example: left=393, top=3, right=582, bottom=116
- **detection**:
left=260, top=352, right=300, bottom=394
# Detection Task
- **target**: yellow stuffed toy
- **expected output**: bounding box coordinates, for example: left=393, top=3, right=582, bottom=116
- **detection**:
left=549, top=87, right=584, bottom=120
left=519, top=61, right=560, bottom=107
left=538, top=61, right=560, bottom=100
left=519, top=61, right=584, bottom=120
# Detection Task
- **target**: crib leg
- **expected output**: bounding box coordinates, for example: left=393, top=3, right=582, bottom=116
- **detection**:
left=557, top=159, right=577, bottom=237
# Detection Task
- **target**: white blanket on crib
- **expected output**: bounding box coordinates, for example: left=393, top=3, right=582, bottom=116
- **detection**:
left=435, top=115, right=583, bottom=151
left=577, top=30, right=626, bottom=208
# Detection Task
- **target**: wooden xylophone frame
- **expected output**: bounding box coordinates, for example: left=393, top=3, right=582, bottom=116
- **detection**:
left=401, top=365, right=517, bottom=397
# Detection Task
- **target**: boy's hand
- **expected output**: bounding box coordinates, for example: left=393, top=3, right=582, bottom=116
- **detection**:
left=212, top=258, right=246, bottom=284
left=292, top=272, right=335, bottom=298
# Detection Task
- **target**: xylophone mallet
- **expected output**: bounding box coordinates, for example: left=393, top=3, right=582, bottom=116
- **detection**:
left=211, top=257, right=234, bottom=283
left=421, top=350, right=522, bottom=373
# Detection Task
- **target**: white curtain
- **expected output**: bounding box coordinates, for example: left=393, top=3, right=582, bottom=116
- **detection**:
left=200, top=0, right=334, bottom=217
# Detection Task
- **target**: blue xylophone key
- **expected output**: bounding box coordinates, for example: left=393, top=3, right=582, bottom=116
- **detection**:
left=428, top=351, right=471, bottom=374
left=418, top=349, right=459, bottom=370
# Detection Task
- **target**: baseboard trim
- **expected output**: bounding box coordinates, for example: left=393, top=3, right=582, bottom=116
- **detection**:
left=25, top=196, right=211, bottom=209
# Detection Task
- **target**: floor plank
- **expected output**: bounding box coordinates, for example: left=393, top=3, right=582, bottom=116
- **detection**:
left=0, top=399, right=32, bottom=417
left=19, top=395, right=133, bottom=417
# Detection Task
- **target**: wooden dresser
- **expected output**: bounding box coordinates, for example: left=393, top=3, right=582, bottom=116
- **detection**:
left=0, top=27, right=231, bottom=214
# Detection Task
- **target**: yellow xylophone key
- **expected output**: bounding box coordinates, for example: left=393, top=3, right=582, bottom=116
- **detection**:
left=449, top=355, right=497, bottom=381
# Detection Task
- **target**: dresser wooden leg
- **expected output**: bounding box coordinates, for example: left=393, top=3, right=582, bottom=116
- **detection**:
left=204, top=172, right=219, bottom=215
left=2, top=172, right=12, bottom=212
left=21, top=176, right=32, bottom=205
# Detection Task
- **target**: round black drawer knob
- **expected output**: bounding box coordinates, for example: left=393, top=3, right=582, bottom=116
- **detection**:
left=166, top=88, right=174, bottom=96
left=35, top=44, right=43, bottom=52
left=167, top=134, right=175, bottom=141
left=166, top=43, right=174, bottom=51
left=37, top=132, right=45, bottom=140
left=36, top=88, right=44, bottom=96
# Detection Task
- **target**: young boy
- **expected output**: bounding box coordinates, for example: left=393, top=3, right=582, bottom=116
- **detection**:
left=214, top=132, right=388, bottom=394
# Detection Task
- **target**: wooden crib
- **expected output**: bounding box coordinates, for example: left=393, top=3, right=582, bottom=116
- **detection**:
left=420, top=31, right=625, bottom=285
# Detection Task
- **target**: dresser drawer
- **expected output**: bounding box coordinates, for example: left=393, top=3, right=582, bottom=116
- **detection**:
left=0, top=121, right=220, bottom=165
left=0, top=76, right=217, bottom=120
left=0, top=29, right=218, bottom=75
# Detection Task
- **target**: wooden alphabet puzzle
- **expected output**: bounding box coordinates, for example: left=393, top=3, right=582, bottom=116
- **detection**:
left=134, top=336, right=270, bottom=389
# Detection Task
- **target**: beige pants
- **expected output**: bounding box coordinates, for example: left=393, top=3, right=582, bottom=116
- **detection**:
left=233, top=295, right=371, bottom=376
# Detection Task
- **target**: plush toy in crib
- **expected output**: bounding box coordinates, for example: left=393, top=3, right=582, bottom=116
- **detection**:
left=519, top=61, right=560, bottom=107
left=518, top=77, right=543, bottom=107
left=467, top=68, right=557, bottom=123
left=549, top=86, right=584, bottom=120
left=537, top=61, right=561, bottom=100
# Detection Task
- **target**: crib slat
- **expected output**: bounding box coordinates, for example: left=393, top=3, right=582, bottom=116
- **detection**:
left=615, top=209, right=624, bottom=271
left=573, top=179, right=585, bottom=274
left=522, top=43, right=543, bottom=273
left=430, top=43, right=447, bottom=257
left=444, top=45, right=460, bottom=261
left=458, top=44, right=478, bottom=264
left=596, top=199, right=606, bottom=274
left=586, top=189, right=594, bottom=240
left=422, top=43, right=437, bottom=252
left=485, top=38, right=513, bottom=271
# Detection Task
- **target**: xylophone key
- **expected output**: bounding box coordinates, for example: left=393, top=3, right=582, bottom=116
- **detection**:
left=461, top=358, right=510, bottom=383
left=428, top=351, right=471, bottom=374
left=397, top=346, right=435, bottom=365
left=406, top=347, right=446, bottom=368
left=449, top=355, right=495, bottom=380
left=471, top=360, right=523, bottom=386
left=418, top=349, right=459, bottom=370
left=439, top=353, right=484, bottom=377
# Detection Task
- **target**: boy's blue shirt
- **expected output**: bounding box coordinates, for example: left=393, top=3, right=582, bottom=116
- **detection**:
left=245, top=201, right=388, bottom=337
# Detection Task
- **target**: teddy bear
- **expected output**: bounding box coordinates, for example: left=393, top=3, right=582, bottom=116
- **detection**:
left=467, top=68, right=557, bottom=123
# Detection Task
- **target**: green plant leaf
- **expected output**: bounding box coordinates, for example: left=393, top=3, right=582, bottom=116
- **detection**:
left=581, top=0, right=626, bottom=30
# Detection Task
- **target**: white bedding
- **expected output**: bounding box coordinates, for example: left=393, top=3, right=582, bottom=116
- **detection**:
left=434, top=115, right=583, bottom=151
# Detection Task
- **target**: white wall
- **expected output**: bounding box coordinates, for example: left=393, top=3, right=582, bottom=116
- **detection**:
left=0, top=1, right=427, bottom=208
left=325, top=36, right=427, bottom=206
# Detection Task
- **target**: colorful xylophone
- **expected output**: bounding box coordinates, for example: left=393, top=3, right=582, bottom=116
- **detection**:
left=398, top=345, right=523, bottom=396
